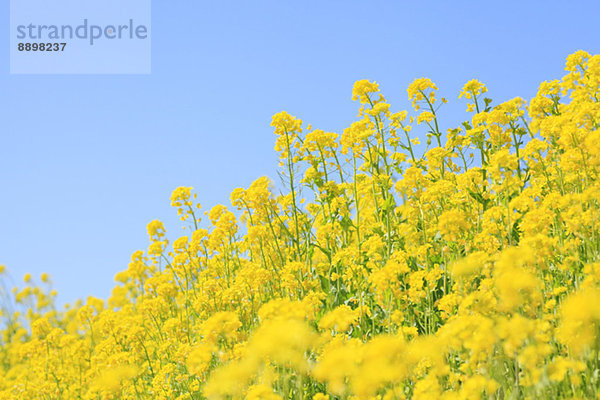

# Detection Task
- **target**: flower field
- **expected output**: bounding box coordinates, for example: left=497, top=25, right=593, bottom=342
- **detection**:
left=1, top=50, right=600, bottom=399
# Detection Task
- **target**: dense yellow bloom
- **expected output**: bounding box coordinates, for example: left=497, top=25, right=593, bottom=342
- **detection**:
left=557, top=288, right=600, bottom=356
left=318, top=305, right=359, bottom=333
left=95, top=365, right=138, bottom=395
left=1, top=50, right=600, bottom=399
left=186, top=342, right=214, bottom=375
left=200, top=311, right=241, bottom=343
left=246, top=384, right=282, bottom=400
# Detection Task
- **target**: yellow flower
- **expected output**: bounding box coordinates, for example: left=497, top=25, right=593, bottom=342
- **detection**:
left=459, top=79, right=488, bottom=99
left=352, top=79, right=380, bottom=103
left=319, top=305, right=359, bottom=333
left=186, top=342, right=214, bottom=375
left=246, top=384, right=282, bottom=400
left=416, top=111, right=435, bottom=125
left=407, top=77, right=438, bottom=108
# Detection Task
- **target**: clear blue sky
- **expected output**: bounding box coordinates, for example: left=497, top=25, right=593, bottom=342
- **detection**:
left=1, top=1, right=599, bottom=304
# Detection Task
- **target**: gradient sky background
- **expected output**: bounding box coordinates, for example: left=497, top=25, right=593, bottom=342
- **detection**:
left=1, top=1, right=599, bottom=305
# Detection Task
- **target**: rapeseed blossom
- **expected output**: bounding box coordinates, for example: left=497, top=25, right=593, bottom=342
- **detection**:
left=1, top=51, right=600, bottom=399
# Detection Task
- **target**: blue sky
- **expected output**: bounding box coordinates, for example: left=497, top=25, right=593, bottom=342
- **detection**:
left=1, top=1, right=599, bottom=304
